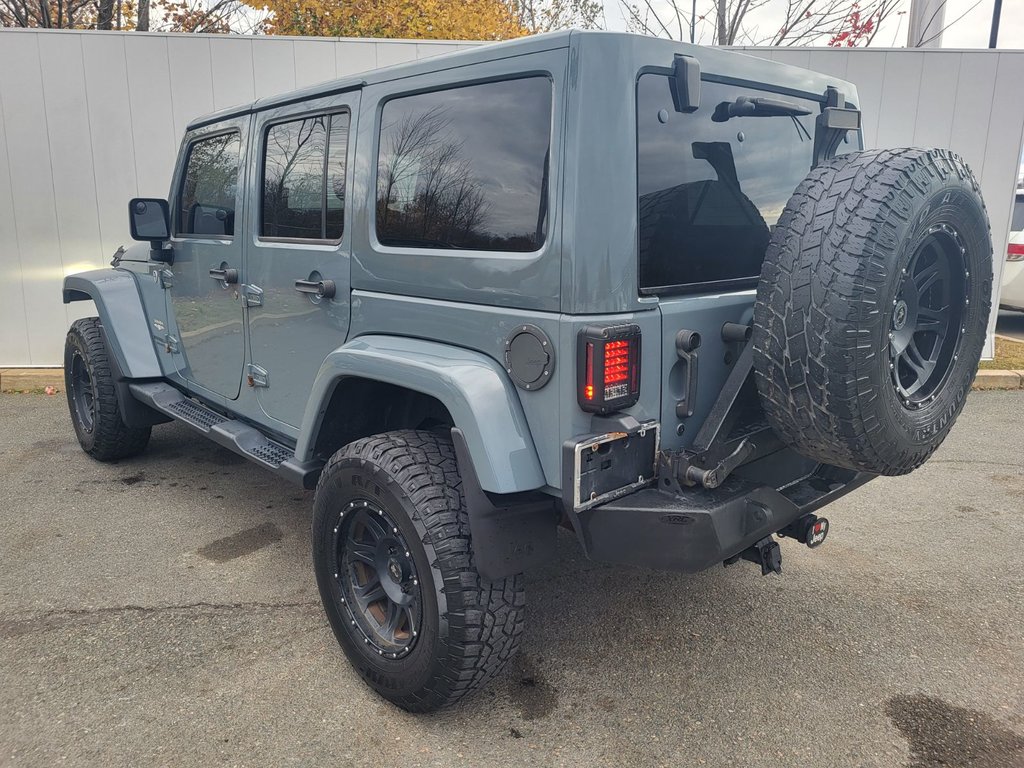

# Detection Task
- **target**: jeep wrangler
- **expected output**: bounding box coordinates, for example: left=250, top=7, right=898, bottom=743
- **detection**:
left=62, top=31, right=992, bottom=712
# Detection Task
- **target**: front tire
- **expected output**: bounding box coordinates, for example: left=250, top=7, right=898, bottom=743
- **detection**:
left=64, top=318, right=151, bottom=461
left=312, top=430, right=525, bottom=712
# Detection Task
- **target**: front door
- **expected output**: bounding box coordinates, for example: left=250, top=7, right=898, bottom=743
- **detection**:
left=243, top=94, right=357, bottom=429
left=166, top=120, right=249, bottom=400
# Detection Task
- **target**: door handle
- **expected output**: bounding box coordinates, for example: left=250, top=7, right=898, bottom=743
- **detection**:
left=209, top=267, right=238, bottom=284
left=294, top=278, right=336, bottom=299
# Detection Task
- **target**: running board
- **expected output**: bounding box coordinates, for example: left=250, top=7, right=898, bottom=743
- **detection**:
left=128, top=382, right=322, bottom=489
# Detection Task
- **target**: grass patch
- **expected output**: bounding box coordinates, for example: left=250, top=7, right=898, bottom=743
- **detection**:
left=979, top=336, right=1024, bottom=371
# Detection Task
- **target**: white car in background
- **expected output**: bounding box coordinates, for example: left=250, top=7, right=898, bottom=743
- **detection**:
left=1000, top=192, right=1024, bottom=311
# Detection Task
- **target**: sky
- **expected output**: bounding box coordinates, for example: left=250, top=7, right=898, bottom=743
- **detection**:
left=602, top=0, right=1023, bottom=49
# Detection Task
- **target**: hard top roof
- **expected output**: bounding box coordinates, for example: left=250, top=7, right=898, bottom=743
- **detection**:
left=186, top=30, right=856, bottom=130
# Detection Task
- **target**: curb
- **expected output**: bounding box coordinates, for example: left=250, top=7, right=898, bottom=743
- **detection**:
left=972, top=369, right=1024, bottom=390
left=3, top=366, right=1023, bottom=392
left=0, top=368, right=64, bottom=393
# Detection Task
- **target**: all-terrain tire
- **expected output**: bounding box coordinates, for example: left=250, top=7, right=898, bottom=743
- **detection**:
left=64, top=318, right=151, bottom=461
left=312, top=430, right=525, bottom=712
left=753, top=148, right=992, bottom=476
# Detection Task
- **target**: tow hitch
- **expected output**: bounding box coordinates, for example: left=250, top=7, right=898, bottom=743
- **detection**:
left=725, top=536, right=783, bottom=576
left=724, top=514, right=830, bottom=576
left=778, top=513, right=830, bottom=548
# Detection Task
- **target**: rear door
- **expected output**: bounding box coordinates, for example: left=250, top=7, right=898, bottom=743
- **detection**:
left=635, top=74, right=852, bottom=451
left=166, top=119, right=249, bottom=400
left=243, top=93, right=358, bottom=429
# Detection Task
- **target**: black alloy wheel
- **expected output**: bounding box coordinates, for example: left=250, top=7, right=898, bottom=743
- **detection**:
left=64, top=318, right=151, bottom=461
left=334, top=500, right=422, bottom=659
left=69, top=349, right=96, bottom=434
left=312, top=430, right=526, bottom=712
left=889, top=222, right=969, bottom=408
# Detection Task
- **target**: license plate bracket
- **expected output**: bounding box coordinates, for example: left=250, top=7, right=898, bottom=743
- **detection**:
left=566, top=422, right=659, bottom=512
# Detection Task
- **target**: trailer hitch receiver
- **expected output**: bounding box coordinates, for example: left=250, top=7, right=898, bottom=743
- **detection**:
left=724, top=535, right=782, bottom=576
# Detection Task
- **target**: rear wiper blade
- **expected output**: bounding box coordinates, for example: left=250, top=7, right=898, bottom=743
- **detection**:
left=712, top=96, right=812, bottom=123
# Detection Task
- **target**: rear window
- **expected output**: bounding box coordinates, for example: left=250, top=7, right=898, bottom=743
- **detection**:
left=637, top=75, right=841, bottom=293
left=375, top=77, right=552, bottom=252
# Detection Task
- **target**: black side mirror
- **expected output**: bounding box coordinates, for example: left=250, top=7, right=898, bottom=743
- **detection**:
left=670, top=54, right=700, bottom=113
left=129, top=198, right=170, bottom=243
left=129, top=198, right=173, bottom=263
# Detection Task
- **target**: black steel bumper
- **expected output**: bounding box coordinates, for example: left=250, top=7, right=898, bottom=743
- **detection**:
left=571, top=463, right=874, bottom=573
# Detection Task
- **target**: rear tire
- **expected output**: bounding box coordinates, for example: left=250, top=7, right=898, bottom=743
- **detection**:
left=64, top=318, right=151, bottom=461
left=753, top=148, right=992, bottom=476
left=312, top=430, right=525, bottom=712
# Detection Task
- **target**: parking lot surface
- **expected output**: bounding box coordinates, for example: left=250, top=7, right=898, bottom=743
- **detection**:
left=1, top=392, right=1022, bottom=767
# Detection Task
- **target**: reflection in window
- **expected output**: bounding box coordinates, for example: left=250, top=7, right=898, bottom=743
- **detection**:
left=637, top=75, right=833, bottom=291
left=376, top=77, right=552, bottom=252
left=178, top=132, right=240, bottom=237
left=262, top=112, right=349, bottom=241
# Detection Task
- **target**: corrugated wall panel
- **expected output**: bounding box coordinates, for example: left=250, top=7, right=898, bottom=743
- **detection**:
left=0, top=32, right=65, bottom=364
left=0, top=84, right=32, bottom=364
left=294, top=39, right=338, bottom=87
left=124, top=35, right=178, bottom=196
left=1, top=31, right=1022, bottom=365
left=251, top=38, right=297, bottom=99
left=211, top=37, right=256, bottom=111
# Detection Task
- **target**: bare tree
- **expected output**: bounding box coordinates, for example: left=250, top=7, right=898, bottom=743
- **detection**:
left=623, top=0, right=901, bottom=46
left=510, top=0, right=603, bottom=33
left=0, top=0, right=93, bottom=27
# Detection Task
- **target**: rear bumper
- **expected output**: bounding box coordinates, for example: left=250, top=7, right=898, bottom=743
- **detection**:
left=572, top=464, right=874, bottom=573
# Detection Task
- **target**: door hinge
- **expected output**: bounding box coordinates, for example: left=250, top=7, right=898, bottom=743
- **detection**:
left=243, top=284, right=263, bottom=307
left=247, top=363, right=269, bottom=388
left=158, top=268, right=174, bottom=289
left=161, top=334, right=179, bottom=354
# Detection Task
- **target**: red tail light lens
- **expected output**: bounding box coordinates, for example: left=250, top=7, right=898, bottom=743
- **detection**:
left=1008, top=242, right=1024, bottom=262
left=577, top=324, right=642, bottom=414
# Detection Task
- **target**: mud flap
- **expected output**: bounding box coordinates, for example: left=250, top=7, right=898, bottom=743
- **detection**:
left=452, top=428, right=558, bottom=580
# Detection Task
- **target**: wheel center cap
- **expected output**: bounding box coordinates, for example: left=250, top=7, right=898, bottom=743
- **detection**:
left=387, top=558, right=403, bottom=583
left=893, top=300, right=909, bottom=330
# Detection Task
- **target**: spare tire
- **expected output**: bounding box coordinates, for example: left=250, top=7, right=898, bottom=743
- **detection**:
left=753, top=148, right=992, bottom=476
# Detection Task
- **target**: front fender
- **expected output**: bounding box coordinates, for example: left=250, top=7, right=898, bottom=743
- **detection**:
left=63, top=269, right=161, bottom=379
left=297, top=335, right=546, bottom=495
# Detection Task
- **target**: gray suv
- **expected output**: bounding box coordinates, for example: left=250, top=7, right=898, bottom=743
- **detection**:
left=62, top=31, right=993, bottom=711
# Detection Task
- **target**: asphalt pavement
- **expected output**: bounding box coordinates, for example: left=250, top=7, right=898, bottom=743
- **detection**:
left=1, top=393, right=1023, bottom=767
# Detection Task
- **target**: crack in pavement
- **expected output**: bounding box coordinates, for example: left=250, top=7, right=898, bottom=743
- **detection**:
left=0, top=599, right=320, bottom=639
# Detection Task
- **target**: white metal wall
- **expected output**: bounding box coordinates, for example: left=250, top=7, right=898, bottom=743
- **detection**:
left=0, top=29, right=475, bottom=366
left=1, top=31, right=1022, bottom=365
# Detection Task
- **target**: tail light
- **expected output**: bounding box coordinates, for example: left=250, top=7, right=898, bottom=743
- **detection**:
left=577, top=324, right=642, bottom=414
left=1008, top=242, right=1024, bottom=262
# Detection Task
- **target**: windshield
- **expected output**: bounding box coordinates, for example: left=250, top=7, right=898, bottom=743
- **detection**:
left=637, top=74, right=854, bottom=293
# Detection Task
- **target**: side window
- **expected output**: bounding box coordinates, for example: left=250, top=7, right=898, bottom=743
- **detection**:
left=177, top=132, right=241, bottom=237
left=261, top=112, right=350, bottom=241
left=375, top=77, right=552, bottom=252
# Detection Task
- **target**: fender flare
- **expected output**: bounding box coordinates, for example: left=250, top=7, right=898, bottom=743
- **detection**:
left=297, top=335, right=546, bottom=495
left=63, top=269, right=162, bottom=379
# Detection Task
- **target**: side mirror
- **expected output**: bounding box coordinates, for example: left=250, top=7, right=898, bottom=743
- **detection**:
left=129, top=198, right=170, bottom=243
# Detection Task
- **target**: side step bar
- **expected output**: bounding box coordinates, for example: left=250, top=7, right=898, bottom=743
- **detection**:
left=128, top=382, right=322, bottom=489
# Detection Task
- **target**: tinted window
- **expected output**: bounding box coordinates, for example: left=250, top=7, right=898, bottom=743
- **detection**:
left=637, top=75, right=828, bottom=291
left=1012, top=195, right=1024, bottom=233
left=376, top=77, right=552, bottom=252
left=262, top=112, right=350, bottom=241
left=177, top=132, right=240, bottom=237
